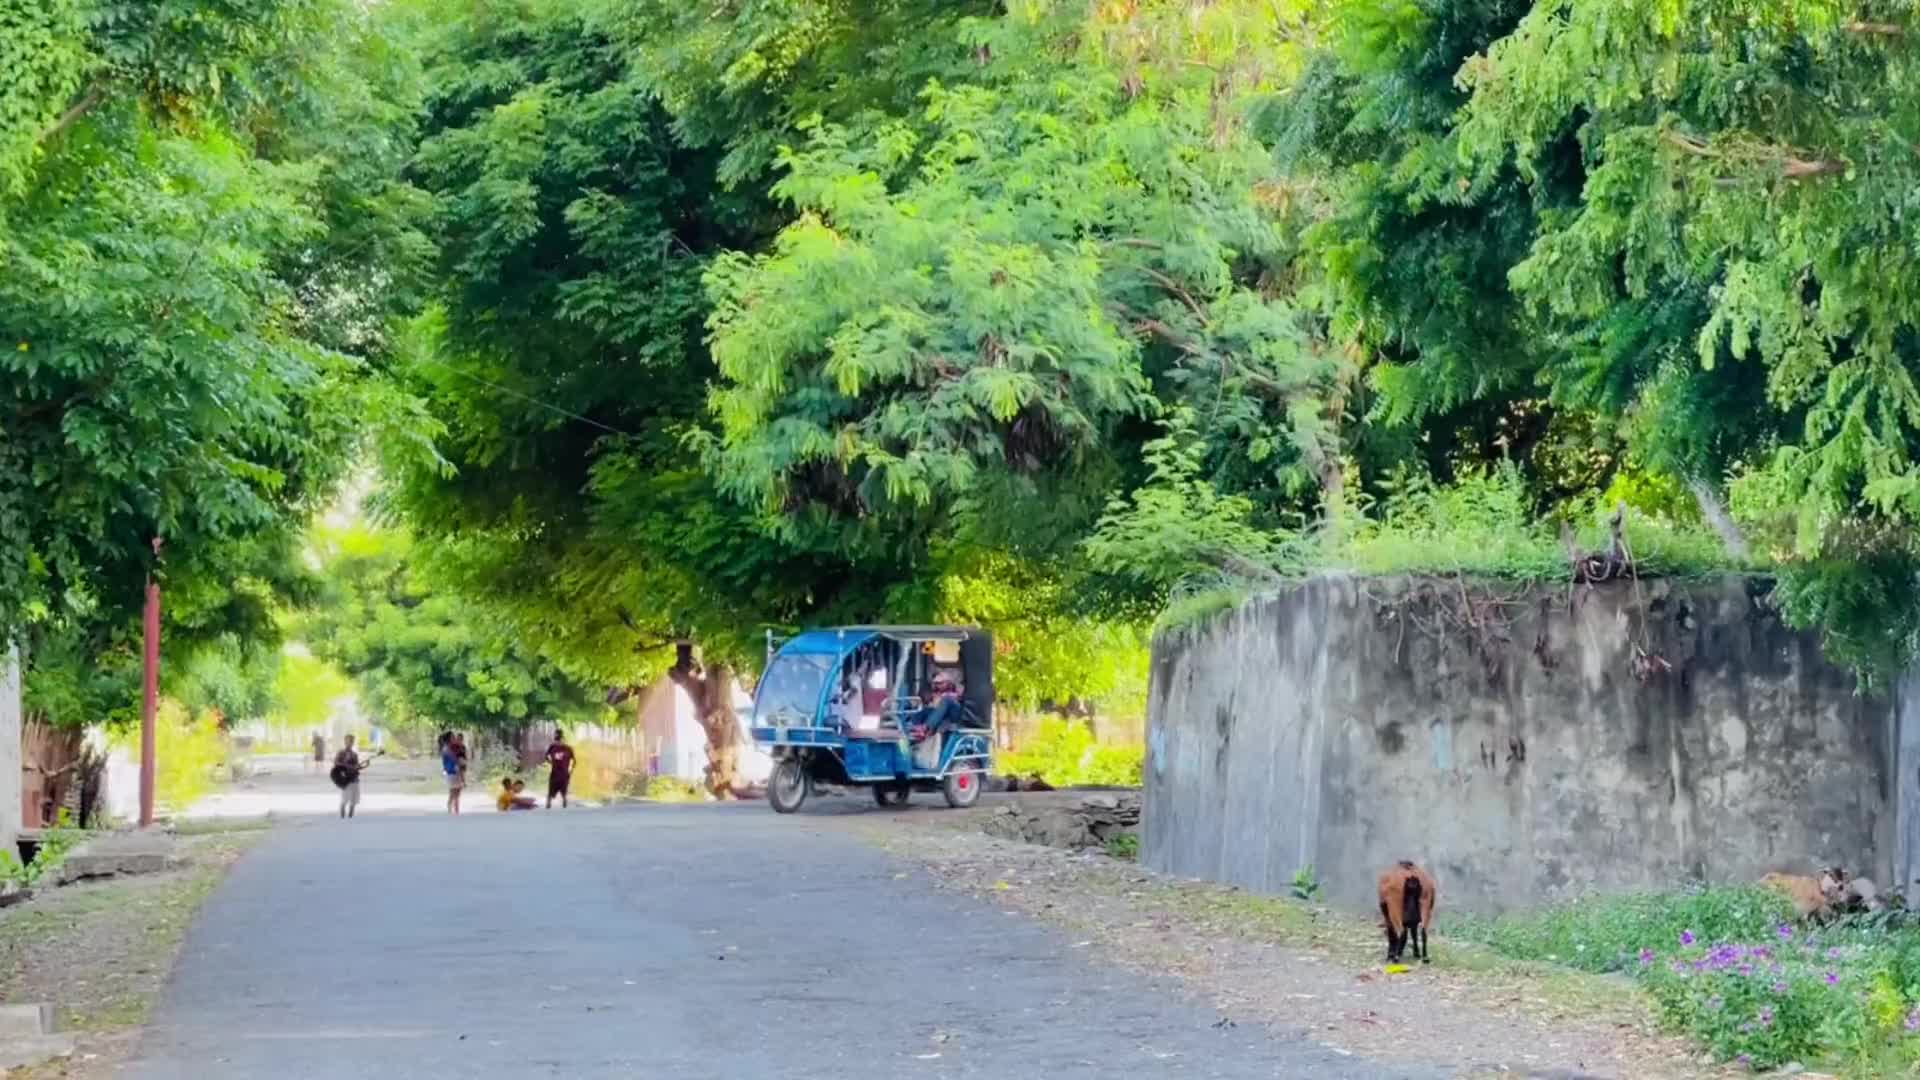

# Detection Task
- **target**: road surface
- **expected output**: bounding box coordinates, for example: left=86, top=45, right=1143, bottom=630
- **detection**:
left=126, top=804, right=1440, bottom=1079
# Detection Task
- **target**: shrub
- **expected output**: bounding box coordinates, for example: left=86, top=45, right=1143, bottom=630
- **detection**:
left=999, top=718, right=1143, bottom=787
left=120, top=701, right=229, bottom=814
left=1105, top=833, right=1140, bottom=860
left=1459, top=886, right=1920, bottom=1071
left=1456, top=885, right=1790, bottom=973
left=1291, top=864, right=1322, bottom=903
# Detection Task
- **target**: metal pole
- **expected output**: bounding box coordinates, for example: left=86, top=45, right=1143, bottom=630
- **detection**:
left=139, top=539, right=162, bottom=827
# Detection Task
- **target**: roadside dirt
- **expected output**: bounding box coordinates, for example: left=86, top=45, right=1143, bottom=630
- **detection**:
left=2, top=829, right=262, bottom=1079
left=856, top=809, right=1736, bottom=1080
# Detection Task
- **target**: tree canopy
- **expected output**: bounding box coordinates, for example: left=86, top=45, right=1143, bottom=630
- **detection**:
left=11, top=0, right=1920, bottom=746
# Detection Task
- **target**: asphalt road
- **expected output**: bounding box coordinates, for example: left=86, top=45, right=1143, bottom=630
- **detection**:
left=127, top=804, right=1439, bottom=1079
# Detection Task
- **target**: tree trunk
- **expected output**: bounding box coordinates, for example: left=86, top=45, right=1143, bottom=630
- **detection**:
left=667, top=643, right=740, bottom=799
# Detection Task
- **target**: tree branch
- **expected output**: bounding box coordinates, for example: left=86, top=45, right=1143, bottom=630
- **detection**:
left=1134, top=266, right=1209, bottom=324
left=1845, top=19, right=1905, bottom=36
left=1661, top=130, right=1846, bottom=183
left=36, top=82, right=107, bottom=146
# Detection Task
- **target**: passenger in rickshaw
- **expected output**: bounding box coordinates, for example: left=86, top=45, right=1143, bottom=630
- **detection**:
left=830, top=668, right=861, bottom=732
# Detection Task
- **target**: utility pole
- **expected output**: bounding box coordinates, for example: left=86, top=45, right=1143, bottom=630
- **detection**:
left=139, top=537, right=162, bottom=828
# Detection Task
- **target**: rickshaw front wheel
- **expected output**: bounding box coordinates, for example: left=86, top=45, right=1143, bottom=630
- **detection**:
left=768, top=758, right=809, bottom=814
left=942, top=770, right=981, bottom=809
left=873, top=782, right=911, bottom=808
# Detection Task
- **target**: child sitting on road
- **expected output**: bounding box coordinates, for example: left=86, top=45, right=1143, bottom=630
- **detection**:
left=497, top=777, right=537, bottom=812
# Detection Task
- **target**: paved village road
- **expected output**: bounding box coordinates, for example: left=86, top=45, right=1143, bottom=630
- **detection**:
left=126, top=803, right=1442, bottom=1080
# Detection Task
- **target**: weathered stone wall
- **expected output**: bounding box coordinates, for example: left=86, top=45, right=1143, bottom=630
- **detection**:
left=1144, top=575, right=1906, bottom=914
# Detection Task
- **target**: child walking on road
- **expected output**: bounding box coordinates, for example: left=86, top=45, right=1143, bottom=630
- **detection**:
left=332, top=735, right=368, bottom=819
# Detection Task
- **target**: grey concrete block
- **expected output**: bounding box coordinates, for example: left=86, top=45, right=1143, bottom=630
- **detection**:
left=0, top=1033, right=75, bottom=1070
left=0, top=1003, right=53, bottom=1038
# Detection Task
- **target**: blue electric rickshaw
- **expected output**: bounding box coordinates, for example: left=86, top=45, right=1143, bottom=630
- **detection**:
left=750, top=626, right=994, bottom=813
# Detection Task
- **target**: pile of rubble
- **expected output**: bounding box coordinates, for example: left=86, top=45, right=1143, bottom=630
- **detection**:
left=977, top=792, right=1140, bottom=851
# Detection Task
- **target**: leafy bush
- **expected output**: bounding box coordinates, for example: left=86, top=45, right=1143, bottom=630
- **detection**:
left=999, top=718, right=1143, bottom=788
left=1105, top=833, right=1140, bottom=860
left=1458, top=886, right=1920, bottom=1071
left=1, top=811, right=84, bottom=889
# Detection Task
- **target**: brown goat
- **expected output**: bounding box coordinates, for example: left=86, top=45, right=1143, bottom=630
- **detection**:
left=1759, top=870, right=1839, bottom=923
left=1378, top=860, right=1438, bottom=964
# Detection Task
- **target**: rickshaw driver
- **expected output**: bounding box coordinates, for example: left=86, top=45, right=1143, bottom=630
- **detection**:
left=914, top=669, right=966, bottom=733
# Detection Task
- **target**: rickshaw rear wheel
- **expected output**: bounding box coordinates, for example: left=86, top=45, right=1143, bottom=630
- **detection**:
left=768, top=758, right=809, bottom=814
left=873, top=782, right=911, bottom=807
left=942, top=770, right=981, bottom=809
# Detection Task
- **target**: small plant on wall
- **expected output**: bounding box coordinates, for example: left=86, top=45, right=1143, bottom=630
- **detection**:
left=1291, top=864, right=1322, bottom=902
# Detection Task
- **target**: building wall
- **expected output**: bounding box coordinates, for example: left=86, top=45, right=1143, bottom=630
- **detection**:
left=1145, top=575, right=1902, bottom=914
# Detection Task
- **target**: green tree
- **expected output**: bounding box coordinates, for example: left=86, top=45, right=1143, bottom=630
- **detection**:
left=302, top=525, right=610, bottom=737
left=2, top=0, right=433, bottom=707
left=385, top=0, right=940, bottom=793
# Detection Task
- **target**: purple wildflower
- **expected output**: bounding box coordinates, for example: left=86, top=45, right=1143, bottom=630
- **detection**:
left=1680, top=930, right=1696, bottom=946
left=1758, top=1006, right=1775, bottom=1027
left=1906, top=1007, right=1920, bottom=1033
left=1736, top=1054, right=1751, bottom=1069
left=1772, top=981, right=1788, bottom=993
left=1777, top=923, right=1793, bottom=940
left=1827, top=947, right=1844, bottom=960
left=1736, top=963, right=1754, bottom=977
left=1826, top=972, right=1840, bottom=986
left=1638, top=948, right=1655, bottom=966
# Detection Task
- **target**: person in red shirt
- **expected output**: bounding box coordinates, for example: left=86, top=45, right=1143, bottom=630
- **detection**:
left=544, top=730, right=576, bottom=809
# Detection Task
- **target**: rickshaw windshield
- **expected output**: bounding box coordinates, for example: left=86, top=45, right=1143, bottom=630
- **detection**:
left=754, top=651, right=838, bottom=726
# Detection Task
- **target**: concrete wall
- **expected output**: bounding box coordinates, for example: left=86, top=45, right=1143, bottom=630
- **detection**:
left=0, top=649, right=20, bottom=850
left=1145, top=575, right=1904, bottom=914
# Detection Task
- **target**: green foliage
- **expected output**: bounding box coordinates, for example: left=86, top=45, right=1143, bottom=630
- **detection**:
left=703, top=5, right=1338, bottom=538
left=998, top=718, right=1144, bottom=788
left=1456, top=886, right=1791, bottom=975
left=301, top=524, right=612, bottom=735
left=134, top=701, right=230, bottom=813
left=1105, top=833, right=1140, bottom=861
left=0, top=811, right=83, bottom=889
left=1087, top=409, right=1279, bottom=591
left=602, top=0, right=996, bottom=186
left=1458, top=886, right=1920, bottom=1071
left=1290, top=865, right=1322, bottom=903
left=269, top=648, right=351, bottom=734
left=0, top=0, right=434, bottom=748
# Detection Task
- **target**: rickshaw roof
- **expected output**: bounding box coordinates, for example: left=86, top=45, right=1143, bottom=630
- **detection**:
left=777, top=625, right=983, bottom=656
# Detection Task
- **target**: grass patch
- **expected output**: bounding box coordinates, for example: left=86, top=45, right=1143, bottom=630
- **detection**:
left=1456, top=885, right=1920, bottom=1074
